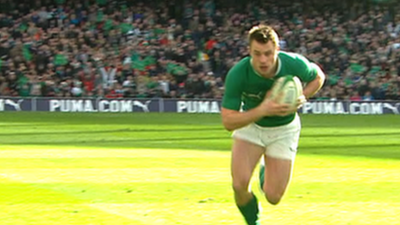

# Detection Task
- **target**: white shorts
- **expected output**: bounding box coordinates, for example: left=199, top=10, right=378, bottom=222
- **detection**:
left=232, top=114, right=301, bottom=161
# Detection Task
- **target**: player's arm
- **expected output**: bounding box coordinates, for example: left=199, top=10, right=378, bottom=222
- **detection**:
left=303, top=63, right=325, bottom=99
left=222, top=99, right=291, bottom=131
left=292, top=54, right=326, bottom=100
left=221, top=107, right=264, bottom=132
left=221, top=66, right=289, bottom=131
left=220, top=67, right=262, bottom=131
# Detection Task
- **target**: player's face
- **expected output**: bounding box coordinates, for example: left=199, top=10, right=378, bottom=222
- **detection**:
left=250, top=40, right=279, bottom=77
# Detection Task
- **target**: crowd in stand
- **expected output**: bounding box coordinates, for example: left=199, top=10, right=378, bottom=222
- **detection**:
left=0, top=0, right=399, bottom=100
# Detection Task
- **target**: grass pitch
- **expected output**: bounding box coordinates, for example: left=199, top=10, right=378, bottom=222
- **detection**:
left=0, top=112, right=399, bottom=225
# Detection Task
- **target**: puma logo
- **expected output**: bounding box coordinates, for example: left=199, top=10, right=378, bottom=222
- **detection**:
left=383, top=103, right=399, bottom=114
left=5, top=99, right=23, bottom=111
left=242, top=91, right=265, bottom=100
left=133, top=100, right=151, bottom=112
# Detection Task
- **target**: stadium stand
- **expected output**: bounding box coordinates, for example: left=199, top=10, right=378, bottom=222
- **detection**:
left=0, top=0, right=399, bottom=100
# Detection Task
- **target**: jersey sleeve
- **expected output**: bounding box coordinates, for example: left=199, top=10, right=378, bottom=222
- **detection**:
left=222, top=64, right=244, bottom=111
left=291, top=54, right=318, bottom=83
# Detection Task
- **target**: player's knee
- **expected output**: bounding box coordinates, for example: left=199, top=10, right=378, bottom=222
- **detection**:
left=264, top=189, right=284, bottom=205
left=266, top=195, right=282, bottom=205
left=232, top=179, right=250, bottom=194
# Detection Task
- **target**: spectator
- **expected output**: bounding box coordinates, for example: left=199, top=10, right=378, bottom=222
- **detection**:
left=0, top=0, right=398, bottom=101
left=362, top=91, right=375, bottom=101
left=349, top=90, right=362, bottom=101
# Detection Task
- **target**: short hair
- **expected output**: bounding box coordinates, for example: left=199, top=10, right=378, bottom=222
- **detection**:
left=248, top=25, right=279, bottom=47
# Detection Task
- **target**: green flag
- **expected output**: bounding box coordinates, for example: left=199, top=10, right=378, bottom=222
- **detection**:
left=166, top=62, right=177, bottom=74
left=154, top=28, right=165, bottom=35
left=19, top=22, right=28, bottom=32
left=131, top=51, right=140, bottom=62
left=344, top=77, right=354, bottom=86
left=104, top=19, right=114, bottom=31
left=328, top=74, right=339, bottom=85
left=22, top=46, right=32, bottom=61
left=54, top=54, right=68, bottom=66
left=132, top=60, right=146, bottom=71
left=350, top=63, right=366, bottom=73
left=369, top=66, right=381, bottom=75
left=120, top=23, right=132, bottom=34
left=172, top=65, right=188, bottom=76
left=143, top=56, right=156, bottom=66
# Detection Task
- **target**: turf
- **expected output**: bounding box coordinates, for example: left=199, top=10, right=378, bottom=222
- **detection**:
left=0, top=112, right=399, bottom=225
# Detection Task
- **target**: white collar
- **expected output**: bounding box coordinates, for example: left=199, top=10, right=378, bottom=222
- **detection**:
left=275, top=56, right=281, bottom=76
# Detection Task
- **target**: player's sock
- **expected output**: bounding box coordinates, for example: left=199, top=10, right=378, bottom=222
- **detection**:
left=237, top=193, right=261, bottom=225
left=259, top=161, right=265, bottom=193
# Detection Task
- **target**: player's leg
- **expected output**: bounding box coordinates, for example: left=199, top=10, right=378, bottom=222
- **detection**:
left=231, top=138, right=265, bottom=225
left=261, top=156, right=294, bottom=205
left=259, top=115, right=301, bottom=205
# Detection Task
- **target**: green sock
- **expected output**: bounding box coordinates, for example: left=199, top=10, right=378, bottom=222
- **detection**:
left=237, top=193, right=260, bottom=225
left=259, top=164, right=265, bottom=192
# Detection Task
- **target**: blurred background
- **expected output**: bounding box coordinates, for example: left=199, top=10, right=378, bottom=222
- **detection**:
left=0, top=0, right=399, bottom=101
left=0, top=1, right=399, bottom=224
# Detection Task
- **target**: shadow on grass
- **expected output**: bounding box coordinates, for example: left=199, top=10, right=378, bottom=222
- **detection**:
left=2, top=136, right=400, bottom=160
left=1, top=128, right=400, bottom=138
left=0, top=128, right=223, bottom=136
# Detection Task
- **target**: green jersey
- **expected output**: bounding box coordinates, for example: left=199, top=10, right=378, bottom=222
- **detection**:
left=222, top=51, right=317, bottom=127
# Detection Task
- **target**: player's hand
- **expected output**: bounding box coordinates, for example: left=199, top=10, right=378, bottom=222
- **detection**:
left=259, top=92, right=292, bottom=117
left=284, top=94, right=307, bottom=115
left=296, top=95, right=307, bottom=109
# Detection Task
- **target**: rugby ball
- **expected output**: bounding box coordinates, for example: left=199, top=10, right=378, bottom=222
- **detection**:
left=270, top=75, right=303, bottom=108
